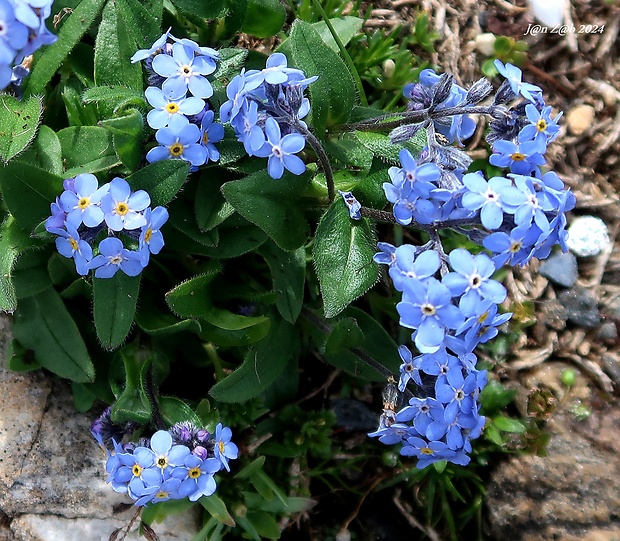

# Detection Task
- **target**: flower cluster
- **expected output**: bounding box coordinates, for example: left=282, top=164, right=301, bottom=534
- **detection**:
left=220, top=52, right=317, bottom=179
left=369, top=62, right=575, bottom=468
left=44, top=174, right=168, bottom=278
left=93, top=418, right=238, bottom=506
left=0, top=0, right=57, bottom=91
left=131, top=31, right=224, bottom=169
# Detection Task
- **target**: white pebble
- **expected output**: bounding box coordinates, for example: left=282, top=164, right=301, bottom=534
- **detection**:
left=566, top=216, right=610, bottom=257
left=527, top=0, right=567, bottom=26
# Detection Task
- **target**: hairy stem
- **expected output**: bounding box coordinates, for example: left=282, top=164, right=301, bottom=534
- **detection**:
left=293, top=121, right=336, bottom=202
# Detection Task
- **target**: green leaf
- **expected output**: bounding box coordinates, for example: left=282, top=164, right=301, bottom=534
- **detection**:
left=57, top=126, right=121, bottom=176
left=493, top=416, right=527, bottom=434
left=199, top=319, right=271, bottom=347
left=126, top=160, right=190, bottom=206
left=210, top=317, right=299, bottom=403
left=164, top=271, right=219, bottom=318
left=170, top=0, right=228, bottom=18
left=212, top=48, right=249, bottom=82
left=115, top=0, right=162, bottom=46
left=221, top=170, right=310, bottom=251
left=110, top=345, right=152, bottom=423
left=278, top=20, right=355, bottom=136
left=258, top=241, right=305, bottom=324
left=12, top=288, right=95, bottom=382
left=354, top=130, right=427, bottom=165
left=28, top=125, right=63, bottom=175
left=200, top=494, right=236, bottom=527
left=312, top=16, right=363, bottom=52
left=135, top=299, right=202, bottom=336
left=324, top=317, right=364, bottom=354
left=159, top=396, right=203, bottom=427
left=246, top=511, right=281, bottom=540
left=240, top=0, right=286, bottom=38
left=94, top=0, right=143, bottom=91
left=93, top=273, right=141, bottom=350
left=322, top=307, right=401, bottom=380
left=194, top=176, right=235, bottom=232
left=0, top=217, right=41, bottom=312
left=82, top=85, right=146, bottom=110
left=479, top=380, right=517, bottom=413
left=313, top=201, right=379, bottom=318
left=0, top=162, right=63, bottom=232
left=0, top=95, right=42, bottom=163
left=12, top=250, right=52, bottom=300
left=26, top=0, right=108, bottom=95
left=100, top=109, right=145, bottom=172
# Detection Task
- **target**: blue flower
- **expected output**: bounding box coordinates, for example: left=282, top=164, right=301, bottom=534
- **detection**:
left=483, top=225, right=539, bottom=267
left=400, top=437, right=463, bottom=469
left=131, top=30, right=170, bottom=63
left=198, top=110, right=224, bottom=163
left=146, top=114, right=207, bottom=166
left=396, top=345, right=423, bottom=391
left=145, top=85, right=205, bottom=129
left=86, top=237, right=145, bottom=278
left=101, top=177, right=150, bottom=231
left=338, top=190, right=362, bottom=220
left=147, top=430, right=191, bottom=473
left=442, top=248, right=506, bottom=305
left=397, top=278, right=464, bottom=353
left=178, top=455, right=221, bottom=501
left=152, top=42, right=215, bottom=99
left=59, top=173, right=109, bottom=228
left=489, top=139, right=546, bottom=175
left=213, top=423, right=238, bottom=472
left=139, top=206, right=169, bottom=255
left=373, top=242, right=397, bottom=266
left=434, top=369, right=478, bottom=423
left=461, top=173, right=522, bottom=230
left=254, top=117, right=306, bottom=179
left=0, top=0, right=29, bottom=64
left=388, top=246, right=440, bottom=292
left=368, top=423, right=413, bottom=445
left=493, top=60, right=542, bottom=103
left=518, top=103, right=561, bottom=145
left=55, top=221, right=93, bottom=276
left=396, top=397, right=442, bottom=437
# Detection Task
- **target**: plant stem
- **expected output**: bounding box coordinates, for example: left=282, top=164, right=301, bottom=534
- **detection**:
left=310, top=0, right=368, bottom=107
left=145, top=362, right=167, bottom=431
left=293, top=121, right=336, bottom=202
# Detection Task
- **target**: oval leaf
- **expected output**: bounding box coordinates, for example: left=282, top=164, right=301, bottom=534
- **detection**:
left=313, top=201, right=379, bottom=318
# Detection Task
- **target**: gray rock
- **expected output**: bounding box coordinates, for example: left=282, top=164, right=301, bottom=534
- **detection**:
left=597, top=321, right=619, bottom=343
left=486, top=396, right=620, bottom=540
left=557, top=287, right=601, bottom=328
left=0, top=313, right=200, bottom=541
left=538, top=251, right=579, bottom=288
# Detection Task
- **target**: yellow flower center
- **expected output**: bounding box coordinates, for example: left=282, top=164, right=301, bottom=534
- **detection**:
left=181, top=65, right=192, bottom=77
left=170, top=143, right=184, bottom=157
left=69, top=238, right=79, bottom=251
left=156, top=456, right=168, bottom=469
left=218, top=441, right=225, bottom=454
left=509, top=241, right=523, bottom=253
left=166, top=102, right=179, bottom=114
left=189, top=467, right=201, bottom=479
left=477, top=311, right=490, bottom=324
left=78, top=197, right=90, bottom=209
left=511, top=152, right=526, bottom=161
left=421, top=303, right=436, bottom=316
left=144, top=228, right=153, bottom=242
left=155, top=491, right=169, bottom=499
left=202, top=131, right=209, bottom=145
left=115, top=202, right=129, bottom=216
left=110, top=255, right=123, bottom=265
left=420, top=447, right=434, bottom=455
left=132, top=464, right=142, bottom=477
left=536, top=119, right=547, bottom=132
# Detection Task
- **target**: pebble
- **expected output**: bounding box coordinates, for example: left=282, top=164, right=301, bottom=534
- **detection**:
left=602, top=353, right=620, bottom=387
left=539, top=251, right=579, bottom=288
left=557, top=287, right=601, bottom=328
left=566, top=216, right=610, bottom=257
left=566, top=104, right=596, bottom=135
left=474, top=33, right=496, bottom=56
left=597, top=321, right=618, bottom=344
